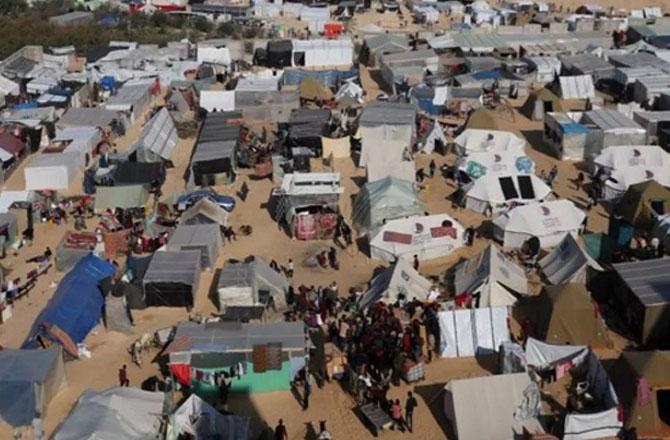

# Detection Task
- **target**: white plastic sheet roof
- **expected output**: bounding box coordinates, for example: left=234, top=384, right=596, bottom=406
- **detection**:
left=605, top=166, right=670, bottom=194
left=454, top=129, right=526, bottom=155
left=136, top=108, right=178, bottom=160
left=559, top=75, right=595, bottom=99
left=594, top=145, right=670, bottom=171
left=465, top=173, right=551, bottom=207
left=539, top=233, right=602, bottom=285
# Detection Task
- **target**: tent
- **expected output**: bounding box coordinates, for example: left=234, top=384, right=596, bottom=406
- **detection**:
left=458, top=151, right=535, bottom=180
left=166, top=321, right=306, bottom=394
left=180, top=197, right=229, bottom=228
left=217, top=257, right=289, bottom=312
left=492, top=200, right=586, bottom=249
left=438, top=305, right=510, bottom=357
left=94, top=185, right=149, bottom=211
left=611, top=351, right=670, bottom=438
left=518, top=283, right=610, bottom=347
left=419, top=121, right=447, bottom=154
left=54, top=126, right=101, bottom=166
left=352, top=176, right=425, bottom=233
left=454, top=129, right=526, bottom=156
left=443, top=373, right=544, bottom=440
left=464, top=108, right=502, bottom=130
left=103, top=83, right=151, bottom=124
left=614, top=179, right=670, bottom=228
left=520, top=87, right=583, bottom=121
left=368, top=214, right=464, bottom=263
left=22, top=254, right=115, bottom=357
left=454, top=244, right=527, bottom=307
left=558, top=75, right=595, bottom=99
left=358, top=258, right=432, bottom=310
left=594, top=145, right=670, bottom=173
left=603, top=168, right=670, bottom=201
left=299, top=77, right=333, bottom=101
left=199, top=90, right=235, bottom=112
left=133, top=107, right=179, bottom=163
left=143, top=250, right=201, bottom=308
left=167, top=223, right=222, bottom=270
left=464, top=174, right=552, bottom=214
left=321, top=136, right=350, bottom=158
left=358, top=101, right=416, bottom=169
left=57, top=107, right=120, bottom=129
left=113, top=162, right=165, bottom=187
left=539, top=233, right=603, bottom=285
left=167, top=394, right=251, bottom=440
left=366, top=157, right=415, bottom=183
left=0, top=348, right=66, bottom=427
left=52, top=387, right=165, bottom=440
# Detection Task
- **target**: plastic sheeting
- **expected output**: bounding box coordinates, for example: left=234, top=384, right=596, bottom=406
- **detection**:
left=438, top=307, right=510, bottom=358
left=168, top=394, right=250, bottom=440
left=200, top=90, right=235, bottom=112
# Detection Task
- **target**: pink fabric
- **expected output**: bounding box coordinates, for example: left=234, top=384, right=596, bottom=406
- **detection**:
left=555, top=360, right=572, bottom=380
left=637, top=377, right=652, bottom=406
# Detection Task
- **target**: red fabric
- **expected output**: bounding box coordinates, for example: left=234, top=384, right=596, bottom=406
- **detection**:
left=170, top=363, right=192, bottom=386
left=454, top=293, right=472, bottom=308
left=383, top=231, right=413, bottom=244
left=296, top=214, right=317, bottom=240
left=591, top=299, right=601, bottom=318
left=431, top=226, right=457, bottom=239
left=637, top=377, right=652, bottom=406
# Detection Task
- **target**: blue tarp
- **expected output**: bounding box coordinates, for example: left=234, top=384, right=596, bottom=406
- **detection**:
left=416, top=98, right=441, bottom=115
left=283, top=68, right=359, bottom=88
left=22, top=254, right=115, bottom=354
left=561, top=121, right=591, bottom=135
left=12, top=102, right=38, bottom=110
left=100, top=76, right=117, bottom=91
left=472, top=69, right=504, bottom=80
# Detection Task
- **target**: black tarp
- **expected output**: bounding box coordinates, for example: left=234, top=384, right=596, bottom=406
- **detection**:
left=499, top=176, right=519, bottom=200
left=266, top=40, right=293, bottom=68
left=113, top=162, right=165, bottom=186
left=517, top=175, right=535, bottom=199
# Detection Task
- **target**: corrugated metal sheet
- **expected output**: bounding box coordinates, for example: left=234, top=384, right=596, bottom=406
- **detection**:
left=583, top=110, right=645, bottom=131
left=614, top=258, right=670, bottom=306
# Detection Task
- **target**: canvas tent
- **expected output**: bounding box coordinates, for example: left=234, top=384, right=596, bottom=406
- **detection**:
left=611, top=351, right=670, bottom=438
left=458, top=150, right=535, bottom=180
left=614, top=179, right=670, bottom=228
left=539, top=233, right=603, bottom=285
left=24, top=153, right=82, bottom=190
left=443, top=373, right=544, bottom=440
left=103, top=83, right=151, bottom=124
left=558, top=75, right=595, bottom=99
left=521, top=87, right=586, bottom=122
left=217, top=257, right=289, bottom=313
left=180, top=197, right=229, bottom=228
left=22, top=254, right=115, bottom=357
left=94, top=185, right=149, bottom=211
left=359, top=258, right=432, bottom=310
left=492, top=200, right=586, bottom=249
left=518, top=283, right=610, bottom=347
left=358, top=101, right=416, bottom=169
left=438, top=307, right=511, bottom=358
left=454, top=129, right=526, bottom=156
left=419, top=121, right=447, bottom=154
left=594, top=145, right=670, bottom=173
left=167, top=223, right=222, bottom=270
left=143, top=250, right=201, bottom=308
left=0, top=348, right=65, bottom=427
left=454, top=244, right=527, bottom=307
left=464, top=174, right=552, bottom=214
left=57, top=107, right=120, bottom=129
left=132, top=107, right=179, bottom=163
left=52, top=387, right=165, bottom=440
left=603, top=168, right=670, bottom=201
left=464, top=108, right=502, bottom=130
left=352, top=176, right=425, bottom=233
left=167, top=394, right=250, bottom=440
left=368, top=214, right=464, bottom=263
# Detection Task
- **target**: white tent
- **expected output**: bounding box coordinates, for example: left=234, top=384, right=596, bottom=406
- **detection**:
left=200, top=90, right=235, bottom=112
left=559, top=75, right=595, bottom=99
left=54, top=126, right=101, bottom=166
left=358, top=257, right=432, bottom=309
left=539, top=233, right=602, bottom=285
left=464, top=174, right=552, bottom=214
left=454, top=244, right=528, bottom=307
left=458, top=151, right=535, bottom=179
left=492, top=200, right=586, bottom=248
left=438, top=307, right=510, bottom=358
left=443, top=373, right=544, bottom=440
left=454, top=129, right=526, bottom=156
left=366, top=157, right=415, bottom=183
left=335, top=81, right=363, bottom=103
left=603, top=168, right=670, bottom=200
left=292, top=39, right=353, bottom=67
left=369, top=214, right=464, bottom=263
left=419, top=121, right=447, bottom=154
left=196, top=45, right=232, bottom=66
left=167, top=394, right=250, bottom=440
left=24, top=153, right=81, bottom=190
left=594, top=145, right=670, bottom=173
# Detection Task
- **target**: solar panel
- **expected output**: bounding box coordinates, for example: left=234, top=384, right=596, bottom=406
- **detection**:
left=517, top=175, right=536, bottom=199
left=499, top=176, right=519, bottom=200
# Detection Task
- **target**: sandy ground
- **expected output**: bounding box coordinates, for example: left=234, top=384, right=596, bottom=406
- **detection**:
left=0, top=55, right=628, bottom=440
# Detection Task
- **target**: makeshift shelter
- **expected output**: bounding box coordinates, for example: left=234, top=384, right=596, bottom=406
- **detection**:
left=54, top=126, right=102, bottom=166
left=611, top=351, right=670, bottom=438
left=272, top=173, right=342, bottom=240
left=518, top=283, right=610, bottom=347
left=418, top=121, right=447, bottom=154
left=0, top=212, right=18, bottom=250
left=299, top=76, right=333, bottom=102
left=539, top=233, right=602, bottom=285
left=454, top=244, right=527, bottom=307
left=580, top=110, right=648, bottom=159
left=56, top=107, right=121, bottom=130
left=521, top=87, right=584, bottom=122
left=22, top=255, right=115, bottom=357
left=358, top=258, right=432, bottom=310
left=94, top=185, right=149, bottom=211
left=612, top=258, right=670, bottom=346
left=352, top=176, right=425, bottom=233
left=166, top=321, right=307, bottom=394
left=358, top=101, right=416, bottom=171
left=594, top=145, right=669, bottom=174
left=464, top=108, right=501, bottom=130
left=167, top=394, right=251, bottom=440
left=321, top=136, right=350, bottom=158
left=454, top=129, right=526, bottom=156
left=143, top=250, right=201, bottom=308
left=492, top=200, right=586, bottom=249
left=614, top=179, right=670, bottom=228
left=458, top=151, right=535, bottom=181
left=132, top=107, right=179, bottom=163
left=543, top=112, right=592, bottom=160
left=0, top=348, right=65, bottom=427
left=55, top=231, right=99, bottom=272
left=464, top=174, right=552, bottom=214
left=217, top=257, right=289, bottom=314
left=167, top=223, right=222, bottom=270
left=443, top=373, right=543, bottom=439
left=180, top=197, right=229, bottom=229
left=438, top=306, right=511, bottom=358
left=603, top=168, right=670, bottom=201
left=52, top=387, right=165, bottom=440
left=266, top=40, right=293, bottom=68
left=113, top=162, right=165, bottom=187
left=368, top=214, right=464, bottom=263
left=558, top=75, right=596, bottom=100
left=103, top=83, right=151, bottom=124
left=235, top=91, right=300, bottom=123
left=190, top=112, right=240, bottom=186
left=525, top=57, right=561, bottom=84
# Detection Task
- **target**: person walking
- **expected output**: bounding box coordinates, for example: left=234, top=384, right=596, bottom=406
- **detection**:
left=287, top=259, right=294, bottom=278
left=413, top=254, right=420, bottom=271
left=317, top=420, right=333, bottom=439
left=119, top=365, right=129, bottom=387
left=274, top=419, right=288, bottom=440
left=405, top=391, right=418, bottom=432
left=391, top=398, right=405, bottom=432
left=303, top=371, right=311, bottom=410
left=429, top=159, right=436, bottom=178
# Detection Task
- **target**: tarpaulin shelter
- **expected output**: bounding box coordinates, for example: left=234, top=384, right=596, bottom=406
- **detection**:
left=611, top=258, right=670, bottom=346
left=614, top=179, right=670, bottom=228
left=321, top=136, right=350, bottom=158
left=543, top=112, right=591, bottom=160
left=286, top=108, right=331, bottom=155
left=54, top=126, right=102, bottom=166
left=464, top=108, right=501, bottom=130
left=52, top=387, right=165, bottom=440
left=454, top=244, right=527, bottom=307
left=517, top=283, right=610, bottom=347
left=113, top=161, right=165, bottom=187
left=438, top=306, right=510, bottom=358
left=299, top=76, right=333, bottom=101
left=492, top=200, right=586, bottom=249
left=558, top=74, right=596, bottom=99
left=580, top=110, right=648, bottom=160
left=217, top=257, right=289, bottom=313
left=539, top=233, right=603, bottom=285
left=57, top=107, right=121, bottom=130
left=103, top=83, right=151, bottom=124
left=594, top=145, right=669, bottom=174
left=464, top=173, right=552, bottom=214
left=603, top=167, right=670, bottom=201
left=368, top=214, right=464, bottom=263
left=0, top=133, right=26, bottom=157
left=458, top=151, right=535, bottom=180
left=22, top=254, right=115, bottom=357
left=418, top=121, right=447, bottom=154
left=358, top=101, right=416, bottom=170
left=180, top=197, right=229, bottom=229
left=24, top=153, right=82, bottom=191
left=358, top=257, right=432, bottom=310
left=611, top=351, right=670, bottom=438
left=235, top=91, right=300, bottom=123
left=132, top=107, right=178, bottom=163
left=454, top=129, right=526, bottom=156
left=521, top=87, right=584, bottom=122
left=143, top=250, right=201, bottom=308
left=191, top=112, right=240, bottom=186
left=266, top=40, right=293, bottom=68
left=352, top=176, right=425, bottom=233
left=55, top=231, right=99, bottom=272
left=167, top=394, right=250, bottom=440
left=0, top=348, right=65, bottom=427
left=94, top=185, right=149, bottom=211
left=166, top=321, right=306, bottom=394
left=443, top=373, right=544, bottom=440
left=167, top=223, right=222, bottom=270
